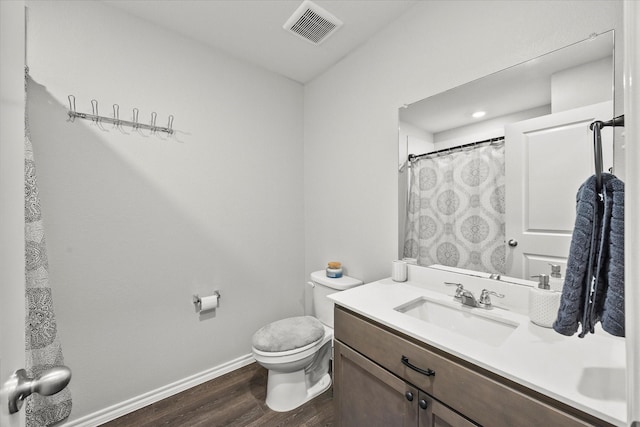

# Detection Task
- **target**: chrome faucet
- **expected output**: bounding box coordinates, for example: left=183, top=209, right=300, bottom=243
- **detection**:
left=445, top=284, right=505, bottom=309
left=460, top=290, right=479, bottom=307
left=445, top=283, right=481, bottom=307
left=489, top=273, right=501, bottom=280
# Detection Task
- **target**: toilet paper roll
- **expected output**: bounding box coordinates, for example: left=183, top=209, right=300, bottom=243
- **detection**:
left=392, top=260, right=407, bottom=282
left=200, top=294, right=219, bottom=312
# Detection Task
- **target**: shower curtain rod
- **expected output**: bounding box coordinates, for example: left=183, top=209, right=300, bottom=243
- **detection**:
left=408, top=136, right=504, bottom=162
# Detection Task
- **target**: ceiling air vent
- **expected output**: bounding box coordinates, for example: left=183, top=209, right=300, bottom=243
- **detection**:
left=283, top=0, right=343, bottom=45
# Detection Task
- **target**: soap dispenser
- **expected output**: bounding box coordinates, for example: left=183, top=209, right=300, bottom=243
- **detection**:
left=548, top=263, right=564, bottom=291
left=529, top=274, right=561, bottom=328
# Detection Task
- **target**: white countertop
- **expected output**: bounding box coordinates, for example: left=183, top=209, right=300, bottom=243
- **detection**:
left=329, top=276, right=627, bottom=426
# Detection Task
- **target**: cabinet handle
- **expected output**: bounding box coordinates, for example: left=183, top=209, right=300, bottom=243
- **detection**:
left=405, top=391, right=414, bottom=401
left=419, top=399, right=428, bottom=410
left=401, top=356, right=435, bottom=377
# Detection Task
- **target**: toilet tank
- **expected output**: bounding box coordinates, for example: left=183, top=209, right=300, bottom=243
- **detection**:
left=310, top=270, right=362, bottom=329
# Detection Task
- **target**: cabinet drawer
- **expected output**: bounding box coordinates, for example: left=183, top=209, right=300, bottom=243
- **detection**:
left=335, top=306, right=611, bottom=427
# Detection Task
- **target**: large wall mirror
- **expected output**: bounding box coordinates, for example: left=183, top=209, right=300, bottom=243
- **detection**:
left=398, top=31, right=616, bottom=282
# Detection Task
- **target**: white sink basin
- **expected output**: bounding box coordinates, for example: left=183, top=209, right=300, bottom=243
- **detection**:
left=394, top=297, right=519, bottom=347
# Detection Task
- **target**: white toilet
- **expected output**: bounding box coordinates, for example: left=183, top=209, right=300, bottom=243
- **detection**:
left=251, top=270, right=362, bottom=412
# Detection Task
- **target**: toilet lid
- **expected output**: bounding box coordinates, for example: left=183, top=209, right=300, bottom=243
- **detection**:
left=252, top=316, right=324, bottom=352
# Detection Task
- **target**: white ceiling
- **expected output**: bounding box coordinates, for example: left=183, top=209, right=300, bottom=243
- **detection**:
left=102, top=0, right=418, bottom=84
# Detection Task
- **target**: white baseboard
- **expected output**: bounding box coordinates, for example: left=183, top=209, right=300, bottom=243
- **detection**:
left=63, top=354, right=255, bottom=427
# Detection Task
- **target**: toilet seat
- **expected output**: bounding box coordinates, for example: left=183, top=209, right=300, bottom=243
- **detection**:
left=253, top=334, right=320, bottom=357
left=252, top=318, right=332, bottom=367
left=252, top=316, right=325, bottom=353
left=253, top=338, right=324, bottom=366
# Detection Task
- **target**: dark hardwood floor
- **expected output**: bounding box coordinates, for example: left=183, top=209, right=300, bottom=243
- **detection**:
left=101, top=362, right=334, bottom=427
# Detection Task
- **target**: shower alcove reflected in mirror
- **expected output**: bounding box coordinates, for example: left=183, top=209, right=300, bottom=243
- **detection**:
left=398, top=31, right=616, bottom=282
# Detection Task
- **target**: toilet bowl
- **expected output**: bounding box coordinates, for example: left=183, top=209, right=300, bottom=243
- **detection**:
left=251, top=271, right=362, bottom=412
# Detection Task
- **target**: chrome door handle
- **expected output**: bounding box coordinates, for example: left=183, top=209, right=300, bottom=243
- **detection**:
left=7, top=366, right=71, bottom=414
left=508, top=239, right=518, bottom=247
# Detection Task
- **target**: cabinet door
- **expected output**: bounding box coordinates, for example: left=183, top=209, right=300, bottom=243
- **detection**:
left=334, top=340, right=418, bottom=427
left=419, top=393, right=478, bottom=427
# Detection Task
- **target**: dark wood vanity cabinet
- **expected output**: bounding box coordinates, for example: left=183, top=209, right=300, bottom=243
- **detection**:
left=334, top=339, right=476, bottom=426
left=333, top=306, right=613, bottom=427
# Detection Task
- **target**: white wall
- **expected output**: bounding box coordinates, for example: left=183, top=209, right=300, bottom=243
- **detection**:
left=551, top=57, right=613, bottom=113
left=399, top=121, right=433, bottom=157
left=304, top=0, right=623, bottom=284
left=25, top=1, right=304, bottom=422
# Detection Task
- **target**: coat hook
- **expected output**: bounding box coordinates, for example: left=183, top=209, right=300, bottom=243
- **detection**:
left=167, top=115, right=174, bottom=133
left=64, top=97, right=175, bottom=135
left=150, top=112, right=157, bottom=132
left=67, top=95, right=79, bottom=121
left=68, top=95, right=76, bottom=113
left=132, top=108, right=139, bottom=128
left=91, top=99, right=99, bottom=122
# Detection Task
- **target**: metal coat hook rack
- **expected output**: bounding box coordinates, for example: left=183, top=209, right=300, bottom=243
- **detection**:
left=67, top=95, right=174, bottom=135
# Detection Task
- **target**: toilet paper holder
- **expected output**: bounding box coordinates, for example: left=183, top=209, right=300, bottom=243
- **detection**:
left=193, top=291, right=221, bottom=311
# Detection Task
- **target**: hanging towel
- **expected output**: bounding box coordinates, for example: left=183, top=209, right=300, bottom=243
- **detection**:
left=553, top=176, right=597, bottom=336
left=596, top=175, right=625, bottom=336
left=553, top=173, right=625, bottom=337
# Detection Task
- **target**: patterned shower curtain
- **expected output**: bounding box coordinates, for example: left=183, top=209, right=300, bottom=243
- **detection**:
left=403, top=142, right=506, bottom=274
left=25, top=74, right=72, bottom=426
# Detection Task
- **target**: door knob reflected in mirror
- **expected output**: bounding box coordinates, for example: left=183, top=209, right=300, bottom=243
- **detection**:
left=508, top=239, right=518, bottom=247
left=7, top=366, right=71, bottom=414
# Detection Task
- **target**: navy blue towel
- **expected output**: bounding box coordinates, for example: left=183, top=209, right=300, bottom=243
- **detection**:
left=553, top=173, right=625, bottom=338
left=599, top=176, right=625, bottom=336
